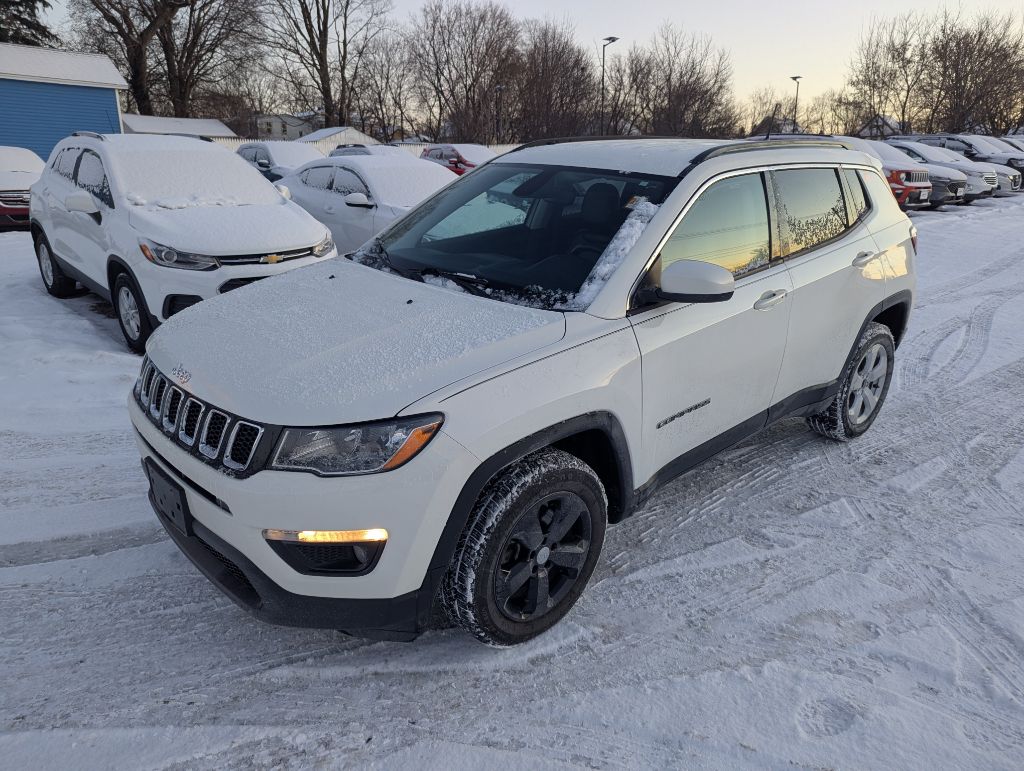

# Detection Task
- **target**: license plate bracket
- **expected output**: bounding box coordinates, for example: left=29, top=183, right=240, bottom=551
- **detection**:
left=144, top=458, right=192, bottom=536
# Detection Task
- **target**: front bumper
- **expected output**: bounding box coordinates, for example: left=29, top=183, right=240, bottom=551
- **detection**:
left=893, top=184, right=933, bottom=210
left=130, top=397, right=479, bottom=633
left=0, top=208, right=29, bottom=229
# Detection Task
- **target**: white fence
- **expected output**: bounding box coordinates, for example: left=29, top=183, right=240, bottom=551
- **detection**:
left=209, top=136, right=519, bottom=159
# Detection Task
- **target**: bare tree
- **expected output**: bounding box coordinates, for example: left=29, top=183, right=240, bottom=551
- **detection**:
left=352, top=30, right=416, bottom=139
left=68, top=0, right=190, bottom=115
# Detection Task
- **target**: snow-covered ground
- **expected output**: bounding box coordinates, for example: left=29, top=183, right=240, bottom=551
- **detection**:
left=2, top=196, right=1024, bottom=769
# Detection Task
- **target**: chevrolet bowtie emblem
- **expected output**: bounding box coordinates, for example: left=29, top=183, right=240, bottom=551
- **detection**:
left=262, top=253, right=282, bottom=264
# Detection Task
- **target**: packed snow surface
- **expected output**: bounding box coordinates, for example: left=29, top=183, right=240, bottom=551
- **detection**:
left=3, top=195, right=1024, bottom=768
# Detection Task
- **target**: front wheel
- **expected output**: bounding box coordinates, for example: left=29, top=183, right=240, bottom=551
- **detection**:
left=112, top=272, right=153, bottom=354
left=441, top=448, right=607, bottom=646
left=807, top=321, right=895, bottom=441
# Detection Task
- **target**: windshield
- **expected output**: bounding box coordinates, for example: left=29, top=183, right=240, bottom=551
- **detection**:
left=965, top=136, right=1003, bottom=153
left=978, top=136, right=1018, bottom=153
left=268, top=143, right=323, bottom=168
left=354, top=162, right=678, bottom=309
left=111, top=147, right=281, bottom=208
left=367, top=161, right=456, bottom=207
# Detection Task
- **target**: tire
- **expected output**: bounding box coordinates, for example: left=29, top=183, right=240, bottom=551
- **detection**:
left=441, top=448, right=608, bottom=647
left=112, top=272, right=153, bottom=354
left=807, top=321, right=895, bottom=441
left=35, top=234, right=77, bottom=298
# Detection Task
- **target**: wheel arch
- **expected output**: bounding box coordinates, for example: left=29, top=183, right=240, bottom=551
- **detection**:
left=871, top=294, right=911, bottom=348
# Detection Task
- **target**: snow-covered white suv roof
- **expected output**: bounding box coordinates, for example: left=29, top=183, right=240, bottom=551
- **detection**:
left=497, top=137, right=881, bottom=177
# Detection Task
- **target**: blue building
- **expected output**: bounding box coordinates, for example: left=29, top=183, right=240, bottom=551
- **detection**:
left=0, top=43, right=126, bottom=161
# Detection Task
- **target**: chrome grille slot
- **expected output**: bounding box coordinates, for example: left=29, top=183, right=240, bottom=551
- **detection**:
left=179, top=398, right=205, bottom=446
left=223, top=422, right=264, bottom=471
left=149, top=376, right=167, bottom=419
left=140, top=360, right=156, bottom=402
left=162, top=387, right=184, bottom=432
left=984, top=172, right=998, bottom=186
left=199, top=410, right=230, bottom=459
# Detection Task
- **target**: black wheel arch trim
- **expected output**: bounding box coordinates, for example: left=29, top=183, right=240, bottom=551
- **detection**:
left=107, top=255, right=161, bottom=329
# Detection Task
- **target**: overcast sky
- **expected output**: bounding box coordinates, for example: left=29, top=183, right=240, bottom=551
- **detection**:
left=45, top=0, right=1012, bottom=104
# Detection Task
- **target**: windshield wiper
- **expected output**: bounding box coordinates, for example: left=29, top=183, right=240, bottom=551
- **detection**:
left=417, top=267, right=491, bottom=297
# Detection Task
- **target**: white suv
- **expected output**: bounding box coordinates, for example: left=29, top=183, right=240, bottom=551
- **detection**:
left=30, top=133, right=336, bottom=352
left=129, top=138, right=916, bottom=646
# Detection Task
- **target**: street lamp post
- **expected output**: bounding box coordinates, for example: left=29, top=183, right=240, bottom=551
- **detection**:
left=790, top=75, right=802, bottom=132
left=601, top=36, right=620, bottom=136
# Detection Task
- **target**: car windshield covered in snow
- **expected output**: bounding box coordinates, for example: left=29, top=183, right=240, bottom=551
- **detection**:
left=355, top=162, right=678, bottom=308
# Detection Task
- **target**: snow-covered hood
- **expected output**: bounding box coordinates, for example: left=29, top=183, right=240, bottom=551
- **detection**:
left=976, top=151, right=1024, bottom=166
left=988, top=162, right=1021, bottom=179
left=146, top=259, right=566, bottom=425
left=127, top=201, right=326, bottom=255
left=941, top=159, right=996, bottom=178
left=920, top=163, right=967, bottom=182
left=0, top=169, right=41, bottom=192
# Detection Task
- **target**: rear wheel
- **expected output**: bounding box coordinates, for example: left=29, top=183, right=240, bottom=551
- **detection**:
left=807, top=322, right=894, bottom=441
left=112, top=272, right=153, bottom=353
left=441, top=448, right=607, bottom=646
left=35, top=235, right=77, bottom=298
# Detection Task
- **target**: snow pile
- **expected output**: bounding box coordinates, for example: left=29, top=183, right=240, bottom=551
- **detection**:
left=564, top=200, right=661, bottom=310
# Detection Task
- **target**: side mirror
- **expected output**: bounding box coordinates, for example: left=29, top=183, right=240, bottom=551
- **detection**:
left=65, top=190, right=99, bottom=215
left=654, top=259, right=735, bottom=304
left=257, top=158, right=272, bottom=169
left=275, top=184, right=291, bottom=200
left=447, top=156, right=460, bottom=166
left=343, top=192, right=373, bottom=208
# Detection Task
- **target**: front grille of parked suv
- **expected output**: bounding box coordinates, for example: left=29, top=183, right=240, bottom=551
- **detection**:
left=907, top=171, right=929, bottom=184
left=0, top=191, right=30, bottom=207
left=983, top=171, right=998, bottom=187
left=135, top=357, right=269, bottom=476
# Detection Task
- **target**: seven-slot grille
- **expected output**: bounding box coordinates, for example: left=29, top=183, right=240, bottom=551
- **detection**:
left=135, top=357, right=265, bottom=474
left=0, top=191, right=30, bottom=207
left=983, top=171, right=998, bottom=187
left=907, top=171, right=929, bottom=184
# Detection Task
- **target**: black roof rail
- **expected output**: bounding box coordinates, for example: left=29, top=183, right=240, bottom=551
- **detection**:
left=71, top=131, right=105, bottom=140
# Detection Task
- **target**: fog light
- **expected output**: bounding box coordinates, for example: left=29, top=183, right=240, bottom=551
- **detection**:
left=262, top=528, right=388, bottom=543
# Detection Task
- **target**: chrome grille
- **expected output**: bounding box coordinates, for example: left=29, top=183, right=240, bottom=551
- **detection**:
left=909, top=171, right=929, bottom=184
left=134, top=357, right=268, bottom=475
left=983, top=172, right=998, bottom=186
left=0, top=191, right=30, bottom=207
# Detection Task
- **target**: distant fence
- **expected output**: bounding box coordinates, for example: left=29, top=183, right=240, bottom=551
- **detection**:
left=208, top=136, right=519, bottom=159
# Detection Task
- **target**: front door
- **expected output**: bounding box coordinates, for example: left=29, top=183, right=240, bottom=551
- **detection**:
left=325, top=167, right=377, bottom=252
left=630, top=171, right=792, bottom=483
left=63, top=149, right=115, bottom=288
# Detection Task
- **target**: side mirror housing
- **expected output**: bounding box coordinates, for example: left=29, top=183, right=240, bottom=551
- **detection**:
left=343, top=192, right=373, bottom=208
left=651, top=259, right=735, bottom=304
left=65, top=190, right=99, bottom=215
left=256, top=158, right=272, bottom=169
left=275, top=184, right=291, bottom=200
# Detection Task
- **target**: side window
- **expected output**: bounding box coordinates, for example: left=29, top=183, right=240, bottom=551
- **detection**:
left=660, top=172, right=771, bottom=279
left=302, top=166, right=333, bottom=190
left=332, top=168, right=370, bottom=197
left=55, top=148, right=80, bottom=180
left=773, top=168, right=848, bottom=257
left=75, top=150, right=114, bottom=208
left=239, top=148, right=257, bottom=163
left=842, top=168, right=870, bottom=223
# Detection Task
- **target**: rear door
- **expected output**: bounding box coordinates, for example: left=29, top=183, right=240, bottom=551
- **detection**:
left=770, top=166, right=887, bottom=407
left=630, top=171, right=793, bottom=482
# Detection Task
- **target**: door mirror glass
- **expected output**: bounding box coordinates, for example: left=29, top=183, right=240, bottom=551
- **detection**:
left=65, top=190, right=99, bottom=215
left=344, top=191, right=372, bottom=208
left=657, top=259, right=735, bottom=303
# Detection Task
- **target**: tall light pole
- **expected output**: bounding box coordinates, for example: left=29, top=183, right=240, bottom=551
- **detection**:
left=600, top=36, right=620, bottom=136
left=790, top=75, right=802, bottom=133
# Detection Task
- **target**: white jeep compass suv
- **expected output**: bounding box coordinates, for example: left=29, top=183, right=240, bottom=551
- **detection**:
left=129, top=138, right=915, bottom=646
left=30, top=133, right=336, bottom=352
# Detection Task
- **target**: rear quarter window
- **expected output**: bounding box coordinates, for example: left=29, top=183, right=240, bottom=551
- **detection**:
left=858, top=168, right=908, bottom=228
left=842, top=168, right=870, bottom=222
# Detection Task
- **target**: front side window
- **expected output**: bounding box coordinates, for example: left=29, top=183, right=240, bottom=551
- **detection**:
left=358, top=162, right=678, bottom=307
left=659, top=172, right=771, bottom=279
left=301, top=166, right=333, bottom=190
left=332, top=168, right=370, bottom=197
left=774, top=168, right=848, bottom=257
left=255, top=148, right=272, bottom=166
left=239, top=147, right=257, bottom=163
left=75, top=150, right=114, bottom=208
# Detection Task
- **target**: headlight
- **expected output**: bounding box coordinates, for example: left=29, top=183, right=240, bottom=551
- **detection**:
left=897, top=172, right=908, bottom=184
left=270, top=414, right=443, bottom=476
left=139, top=239, right=218, bottom=270
left=312, top=233, right=334, bottom=257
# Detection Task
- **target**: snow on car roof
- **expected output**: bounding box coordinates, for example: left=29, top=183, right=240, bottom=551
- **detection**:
left=449, top=144, right=497, bottom=163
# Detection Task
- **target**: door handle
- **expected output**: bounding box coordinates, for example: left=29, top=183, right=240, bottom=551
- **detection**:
left=753, top=289, right=788, bottom=310
left=852, top=251, right=880, bottom=268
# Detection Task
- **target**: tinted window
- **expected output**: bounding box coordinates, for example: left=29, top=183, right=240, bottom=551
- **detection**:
left=842, top=168, right=870, bottom=222
left=301, top=166, right=333, bottom=190
left=75, top=150, right=114, bottom=208
left=332, top=168, right=369, bottom=197
left=774, top=168, right=848, bottom=256
left=255, top=148, right=272, bottom=165
left=54, top=148, right=79, bottom=180
left=660, top=173, right=770, bottom=278
left=239, top=148, right=257, bottom=162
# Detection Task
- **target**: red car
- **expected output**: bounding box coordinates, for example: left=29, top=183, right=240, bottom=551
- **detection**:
left=0, top=146, right=44, bottom=231
left=420, top=143, right=496, bottom=175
